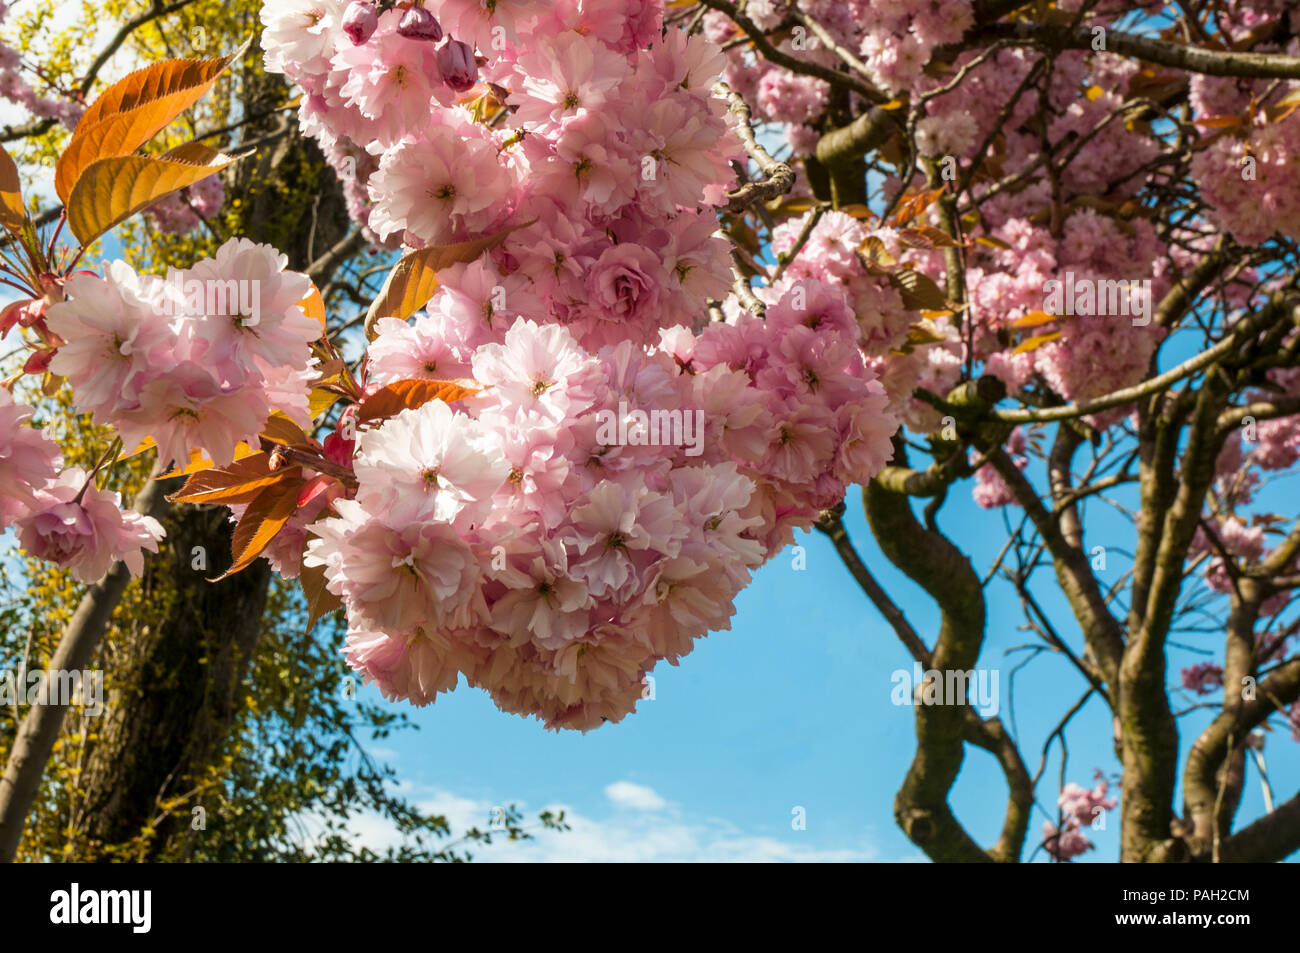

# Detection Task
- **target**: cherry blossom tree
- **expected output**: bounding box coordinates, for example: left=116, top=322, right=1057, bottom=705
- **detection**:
left=0, top=0, right=1298, bottom=863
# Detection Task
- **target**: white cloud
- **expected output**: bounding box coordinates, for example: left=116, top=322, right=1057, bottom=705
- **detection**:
left=315, top=786, right=894, bottom=863
left=604, top=781, right=667, bottom=811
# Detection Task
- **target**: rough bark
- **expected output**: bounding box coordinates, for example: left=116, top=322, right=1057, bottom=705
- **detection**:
left=863, top=474, right=992, bottom=862
left=65, top=498, right=273, bottom=859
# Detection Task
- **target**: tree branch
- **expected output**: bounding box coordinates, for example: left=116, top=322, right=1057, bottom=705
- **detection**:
left=985, top=22, right=1300, bottom=79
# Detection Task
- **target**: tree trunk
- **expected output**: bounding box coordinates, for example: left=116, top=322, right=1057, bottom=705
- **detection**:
left=67, top=498, right=273, bottom=859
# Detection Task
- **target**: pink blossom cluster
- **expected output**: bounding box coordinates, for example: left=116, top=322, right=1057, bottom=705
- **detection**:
left=750, top=39, right=1174, bottom=439
left=262, top=0, right=743, bottom=353
left=309, top=275, right=895, bottom=729
left=1041, top=820, right=1092, bottom=861
left=872, top=44, right=1172, bottom=428
left=0, top=3, right=83, bottom=129
left=970, top=427, right=1027, bottom=510
left=1239, top=367, right=1300, bottom=473
left=249, top=3, right=903, bottom=727
left=707, top=1, right=972, bottom=109
left=851, top=0, right=975, bottom=94
left=0, top=386, right=61, bottom=525
left=46, top=238, right=320, bottom=469
left=1194, top=514, right=1297, bottom=618
left=702, top=0, right=974, bottom=155
left=0, top=388, right=163, bottom=584
left=1200, top=363, right=1300, bottom=619
left=909, top=43, right=1157, bottom=196
left=16, top=467, right=164, bottom=584
left=963, top=208, right=1168, bottom=421
left=1211, top=0, right=1297, bottom=44
left=143, top=174, right=226, bottom=235
left=1180, top=661, right=1225, bottom=695
left=1189, top=73, right=1300, bottom=246
left=770, top=209, right=963, bottom=432
left=699, top=4, right=1222, bottom=450
left=10, top=237, right=318, bottom=585
left=1193, top=517, right=1267, bottom=563
left=1043, top=778, right=1116, bottom=861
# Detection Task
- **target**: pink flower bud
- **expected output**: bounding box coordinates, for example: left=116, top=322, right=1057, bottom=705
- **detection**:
left=397, top=5, right=443, bottom=41
left=438, top=39, right=477, bottom=92
left=323, top=430, right=356, bottom=469
left=0, top=298, right=32, bottom=338
left=341, top=1, right=378, bottom=45
left=19, top=297, right=47, bottom=326
left=22, top=349, right=52, bottom=375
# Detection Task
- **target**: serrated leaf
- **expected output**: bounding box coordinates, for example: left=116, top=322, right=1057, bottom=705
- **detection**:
left=261, top=412, right=310, bottom=447
left=364, top=220, right=534, bottom=338
left=1013, top=330, right=1062, bottom=354
left=0, top=145, right=26, bottom=234
left=1191, top=115, right=1245, bottom=129
left=1010, top=309, right=1059, bottom=328
left=216, top=477, right=304, bottom=580
left=308, top=386, right=342, bottom=420
left=301, top=558, right=343, bottom=633
left=1264, top=88, right=1300, bottom=124
left=67, top=150, right=246, bottom=246
left=1125, top=69, right=1186, bottom=105
left=156, top=442, right=258, bottom=478
left=897, top=224, right=963, bottom=249
left=859, top=234, right=895, bottom=266
left=888, top=188, right=945, bottom=228
left=774, top=199, right=815, bottom=214
left=356, top=379, right=479, bottom=424
left=906, top=323, right=949, bottom=345
left=56, top=39, right=249, bottom=204
left=168, top=452, right=294, bottom=505
left=975, top=235, right=1012, bottom=250
left=889, top=268, right=948, bottom=311
left=838, top=204, right=875, bottom=221
left=121, top=436, right=156, bottom=460
left=725, top=214, right=763, bottom=256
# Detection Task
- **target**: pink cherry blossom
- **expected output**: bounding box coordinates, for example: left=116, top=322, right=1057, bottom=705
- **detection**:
left=0, top=388, right=62, bottom=526
left=18, top=468, right=164, bottom=584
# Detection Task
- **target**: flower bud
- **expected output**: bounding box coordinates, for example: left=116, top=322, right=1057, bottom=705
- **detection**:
left=0, top=298, right=32, bottom=338
left=438, top=39, right=477, bottom=92
left=341, top=1, right=378, bottom=45
left=22, top=349, right=53, bottom=376
left=397, top=5, right=443, bottom=41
